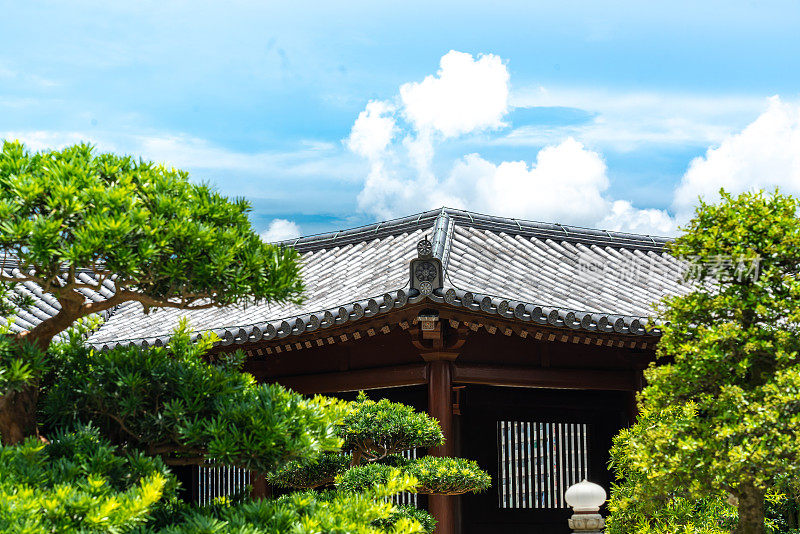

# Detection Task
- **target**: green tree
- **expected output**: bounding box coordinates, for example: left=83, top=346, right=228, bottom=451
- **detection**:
left=0, top=140, right=303, bottom=444
left=269, top=393, right=491, bottom=533
left=607, top=190, right=800, bottom=534
left=33, top=321, right=429, bottom=533
left=42, top=318, right=342, bottom=475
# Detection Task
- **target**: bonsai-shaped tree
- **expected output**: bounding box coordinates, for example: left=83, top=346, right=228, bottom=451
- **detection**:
left=606, top=190, right=800, bottom=534
left=0, top=141, right=433, bottom=533
left=269, top=393, right=491, bottom=532
left=0, top=140, right=303, bottom=443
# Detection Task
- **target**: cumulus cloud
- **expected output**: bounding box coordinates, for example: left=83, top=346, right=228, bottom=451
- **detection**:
left=597, top=200, right=677, bottom=235
left=346, top=100, right=397, bottom=159
left=440, top=138, right=610, bottom=225
left=347, top=50, right=676, bottom=235
left=673, top=96, right=800, bottom=222
left=260, top=219, right=302, bottom=242
left=399, top=50, right=509, bottom=138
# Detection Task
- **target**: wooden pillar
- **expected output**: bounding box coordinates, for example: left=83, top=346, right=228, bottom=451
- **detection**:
left=251, top=473, right=270, bottom=500
left=427, top=359, right=455, bottom=534
left=412, top=315, right=466, bottom=534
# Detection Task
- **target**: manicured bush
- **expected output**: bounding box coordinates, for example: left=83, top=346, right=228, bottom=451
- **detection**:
left=0, top=425, right=171, bottom=533
left=270, top=393, right=491, bottom=533
left=43, top=318, right=342, bottom=474
left=337, top=455, right=490, bottom=495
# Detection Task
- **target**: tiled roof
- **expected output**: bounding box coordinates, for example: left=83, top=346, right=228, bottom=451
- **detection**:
left=4, top=208, right=692, bottom=349
left=1, top=260, right=116, bottom=335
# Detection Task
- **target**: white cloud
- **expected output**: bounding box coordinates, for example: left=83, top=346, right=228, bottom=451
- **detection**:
left=351, top=50, right=514, bottom=220
left=597, top=200, right=677, bottom=235
left=673, top=96, right=800, bottom=222
left=440, top=138, right=610, bottom=225
left=260, top=219, right=302, bottom=242
left=346, top=100, right=397, bottom=159
left=399, top=50, right=509, bottom=138
left=505, top=86, right=767, bottom=151
left=347, top=51, right=679, bottom=236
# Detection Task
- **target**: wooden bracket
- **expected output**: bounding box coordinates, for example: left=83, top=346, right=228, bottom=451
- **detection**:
left=411, top=319, right=468, bottom=361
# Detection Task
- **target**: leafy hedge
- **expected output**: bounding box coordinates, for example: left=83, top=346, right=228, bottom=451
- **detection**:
left=0, top=425, right=428, bottom=534
left=336, top=456, right=490, bottom=495
left=374, top=505, right=437, bottom=534
left=0, top=426, right=171, bottom=533
left=42, top=319, right=341, bottom=473
left=340, top=393, right=444, bottom=461
left=268, top=453, right=351, bottom=489
left=149, top=487, right=427, bottom=534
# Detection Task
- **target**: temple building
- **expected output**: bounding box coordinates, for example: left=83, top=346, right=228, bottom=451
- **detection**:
left=8, top=208, right=691, bottom=534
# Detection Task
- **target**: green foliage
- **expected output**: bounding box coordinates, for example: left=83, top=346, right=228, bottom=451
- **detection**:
left=42, top=319, right=341, bottom=473
left=268, top=453, right=351, bottom=489
left=341, top=392, right=444, bottom=460
left=607, top=190, right=800, bottom=531
left=374, top=505, right=437, bottom=534
left=337, top=456, right=490, bottom=495
left=606, top=407, right=738, bottom=534
left=0, top=140, right=303, bottom=314
left=0, top=425, right=171, bottom=533
left=0, top=424, right=426, bottom=534
left=148, top=477, right=425, bottom=534
left=270, top=392, right=490, bottom=531
left=405, top=456, right=490, bottom=495
left=0, top=328, right=45, bottom=396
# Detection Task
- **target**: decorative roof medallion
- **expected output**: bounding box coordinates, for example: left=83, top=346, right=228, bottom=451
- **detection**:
left=409, top=237, right=443, bottom=297
left=417, top=237, right=433, bottom=259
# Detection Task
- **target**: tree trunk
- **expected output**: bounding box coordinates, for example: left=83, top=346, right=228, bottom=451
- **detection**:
left=735, top=482, right=766, bottom=534
left=0, top=384, right=40, bottom=445
left=0, top=305, right=80, bottom=444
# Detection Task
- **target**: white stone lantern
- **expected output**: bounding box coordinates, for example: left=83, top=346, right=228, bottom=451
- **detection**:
left=565, top=479, right=607, bottom=533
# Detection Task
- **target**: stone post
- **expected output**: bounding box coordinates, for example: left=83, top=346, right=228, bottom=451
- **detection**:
left=565, top=479, right=607, bottom=533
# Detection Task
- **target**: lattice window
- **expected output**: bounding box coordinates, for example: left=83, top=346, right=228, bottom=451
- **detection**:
left=390, top=448, right=419, bottom=507
left=197, top=462, right=252, bottom=505
left=497, top=421, right=589, bottom=509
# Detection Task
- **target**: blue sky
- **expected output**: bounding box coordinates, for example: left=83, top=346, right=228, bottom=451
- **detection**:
left=2, top=1, right=800, bottom=239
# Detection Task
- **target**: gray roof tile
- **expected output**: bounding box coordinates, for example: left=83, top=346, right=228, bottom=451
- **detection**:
left=3, top=208, right=693, bottom=348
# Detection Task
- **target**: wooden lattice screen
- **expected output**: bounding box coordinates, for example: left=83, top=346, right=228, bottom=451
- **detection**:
left=497, top=421, right=589, bottom=509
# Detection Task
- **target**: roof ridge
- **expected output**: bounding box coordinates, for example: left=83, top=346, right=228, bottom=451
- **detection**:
left=274, top=209, right=441, bottom=252
left=440, top=207, right=671, bottom=251
left=273, top=207, right=673, bottom=253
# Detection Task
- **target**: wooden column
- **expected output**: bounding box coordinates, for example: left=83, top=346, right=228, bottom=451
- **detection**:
left=427, top=359, right=455, bottom=534
left=412, top=317, right=466, bottom=534
left=250, top=473, right=270, bottom=500
left=428, top=360, right=454, bottom=457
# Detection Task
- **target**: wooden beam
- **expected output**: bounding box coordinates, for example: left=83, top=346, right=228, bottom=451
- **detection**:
left=269, top=363, right=428, bottom=394
left=452, top=363, right=639, bottom=391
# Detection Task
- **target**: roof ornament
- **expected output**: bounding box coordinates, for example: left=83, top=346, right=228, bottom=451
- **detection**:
left=417, top=236, right=433, bottom=259
left=410, top=236, right=442, bottom=297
